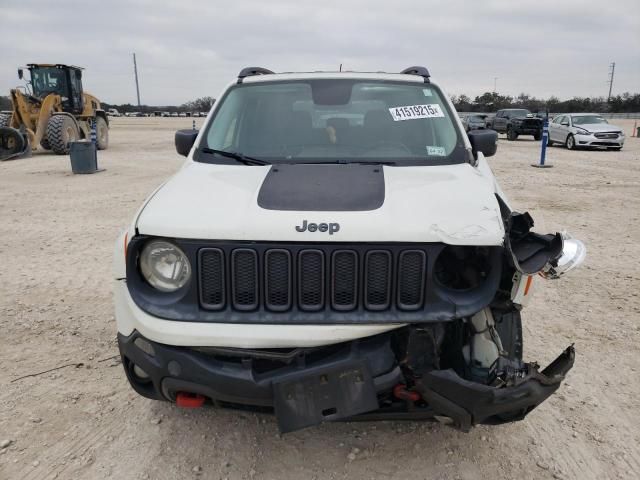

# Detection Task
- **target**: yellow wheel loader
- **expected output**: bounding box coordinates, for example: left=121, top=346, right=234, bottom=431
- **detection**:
left=0, top=64, right=109, bottom=161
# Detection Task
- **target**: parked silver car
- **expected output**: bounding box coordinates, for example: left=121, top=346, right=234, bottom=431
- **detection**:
left=461, top=114, right=487, bottom=132
left=548, top=113, right=625, bottom=150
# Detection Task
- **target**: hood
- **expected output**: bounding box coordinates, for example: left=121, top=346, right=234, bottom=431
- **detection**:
left=578, top=123, right=622, bottom=133
left=136, top=161, right=505, bottom=245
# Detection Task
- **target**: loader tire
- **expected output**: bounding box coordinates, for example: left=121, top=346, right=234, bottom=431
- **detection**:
left=46, top=115, right=79, bottom=155
left=0, top=113, right=10, bottom=128
left=95, top=116, right=109, bottom=150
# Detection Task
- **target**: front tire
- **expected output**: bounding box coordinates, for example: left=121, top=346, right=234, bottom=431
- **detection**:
left=95, top=116, right=109, bottom=150
left=565, top=134, right=576, bottom=150
left=46, top=115, right=79, bottom=155
left=507, top=126, right=518, bottom=141
left=534, top=132, right=542, bottom=141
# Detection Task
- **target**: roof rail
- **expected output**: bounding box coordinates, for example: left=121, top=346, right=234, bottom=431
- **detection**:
left=237, top=67, right=274, bottom=83
left=400, top=66, right=430, bottom=83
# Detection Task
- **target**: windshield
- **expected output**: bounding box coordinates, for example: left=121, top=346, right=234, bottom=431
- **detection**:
left=572, top=115, right=608, bottom=125
left=197, top=79, right=467, bottom=166
left=30, top=67, right=67, bottom=98
left=509, top=109, right=531, bottom=117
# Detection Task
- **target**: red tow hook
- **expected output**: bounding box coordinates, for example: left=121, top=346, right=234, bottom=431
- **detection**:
left=176, top=392, right=206, bottom=408
left=393, top=384, right=421, bottom=402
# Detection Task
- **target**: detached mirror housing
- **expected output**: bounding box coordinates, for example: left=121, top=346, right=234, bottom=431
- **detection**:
left=468, top=129, right=498, bottom=159
left=175, top=129, right=199, bottom=157
left=18, top=68, right=23, bottom=80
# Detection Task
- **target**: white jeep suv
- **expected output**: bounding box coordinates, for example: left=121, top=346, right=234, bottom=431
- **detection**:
left=113, top=66, right=584, bottom=432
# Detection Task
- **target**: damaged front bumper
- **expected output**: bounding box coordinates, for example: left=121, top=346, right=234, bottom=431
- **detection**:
left=415, top=345, right=575, bottom=431
left=119, top=327, right=574, bottom=433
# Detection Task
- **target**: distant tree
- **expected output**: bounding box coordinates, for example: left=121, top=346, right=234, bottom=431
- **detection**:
left=181, top=96, right=215, bottom=112
left=0, top=95, right=11, bottom=110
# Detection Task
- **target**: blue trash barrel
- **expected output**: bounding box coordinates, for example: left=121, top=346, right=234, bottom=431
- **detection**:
left=69, top=141, right=98, bottom=174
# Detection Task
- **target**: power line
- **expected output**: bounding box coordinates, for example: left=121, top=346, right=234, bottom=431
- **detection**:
left=607, top=62, right=615, bottom=102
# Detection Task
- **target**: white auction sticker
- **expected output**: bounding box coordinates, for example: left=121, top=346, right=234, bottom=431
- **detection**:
left=389, top=104, right=445, bottom=121
left=426, top=146, right=446, bottom=156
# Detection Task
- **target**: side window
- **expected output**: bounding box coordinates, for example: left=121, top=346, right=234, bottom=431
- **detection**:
left=496, top=111, right=504, bottom=118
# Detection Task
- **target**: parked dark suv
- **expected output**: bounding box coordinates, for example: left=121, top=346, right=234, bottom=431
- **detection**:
left=489, top=109, right=543, bottom=141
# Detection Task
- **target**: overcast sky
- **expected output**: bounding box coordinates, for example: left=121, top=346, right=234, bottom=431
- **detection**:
left=1, top=0, right=638, bottom=105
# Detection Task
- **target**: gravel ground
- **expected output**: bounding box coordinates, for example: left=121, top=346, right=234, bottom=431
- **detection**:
left=1, top=118, right=639, bottom=480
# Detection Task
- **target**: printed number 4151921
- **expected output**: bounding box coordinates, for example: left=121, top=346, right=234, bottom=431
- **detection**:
left=389, top=104, right=444, bottom=121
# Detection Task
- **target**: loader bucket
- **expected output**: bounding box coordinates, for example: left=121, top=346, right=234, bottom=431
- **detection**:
left=0, top=127, right=31, bottom=161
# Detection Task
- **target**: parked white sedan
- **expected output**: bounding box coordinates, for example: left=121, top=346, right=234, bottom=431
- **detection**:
left=548, top=113, right=624, bottom=150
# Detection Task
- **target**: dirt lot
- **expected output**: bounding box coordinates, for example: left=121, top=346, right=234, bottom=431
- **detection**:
left=1, top=118, right=639, bottom=480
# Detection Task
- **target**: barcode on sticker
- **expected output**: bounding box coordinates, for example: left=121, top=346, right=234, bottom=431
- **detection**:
left=389, top=104, right=444, bottom=121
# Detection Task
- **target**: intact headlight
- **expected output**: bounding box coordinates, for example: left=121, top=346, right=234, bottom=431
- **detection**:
left=139, top=240, right=191, bottom=292
left=575, top=128, right=591, bottom=135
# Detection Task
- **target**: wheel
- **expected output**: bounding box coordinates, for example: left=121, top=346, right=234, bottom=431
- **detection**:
left=534, top=132, right=542, bottom=141
left=46, top=115, right=79, bottom=155
left=0, top=113, right=10, bottom=128
left=565, top=134, right=575, bottom=150
left=95, top=116, right=109, bottom=150
left=0, top=127, right=26, bottom=159
left=506, top=126, right=518, bottom=141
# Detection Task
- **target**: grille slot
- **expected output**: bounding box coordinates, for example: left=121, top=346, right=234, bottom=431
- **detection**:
left=331, top=250, right=358, bottom=311
left=397, top=250, right=427, bottom=310
left=265, top=249, right=291, bottom=311
left=298, top=249, right=325, bottom=311
left=364, top=250, right=392, bottom=310
left=199, top=248, right=225, bottom=310
left=231, top=249, right=259, bottom=311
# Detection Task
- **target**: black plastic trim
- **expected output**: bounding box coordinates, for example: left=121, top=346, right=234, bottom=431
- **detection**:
left=198, top=248, right=226, bottom=310
left=298, top=249, right=325, bottom=311
left=397, top=250, right=427, bottom=310
left=231, top=248, right=259, bottom=311
left=364, top=250, right=392, bottom=311
left=264, top=249, right=292, bottom=312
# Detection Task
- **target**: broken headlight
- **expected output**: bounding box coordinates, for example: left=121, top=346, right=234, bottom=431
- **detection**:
left=541, top=233, right=586, bottom=279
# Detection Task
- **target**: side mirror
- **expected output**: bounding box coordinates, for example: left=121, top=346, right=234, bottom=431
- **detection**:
left=468, top=129, right=498, bottom=159
left=175, top=129, right=199, bottom=156
left=561, top=122, right=569, bottom=126
left=18, top=69, right=23, bottom=80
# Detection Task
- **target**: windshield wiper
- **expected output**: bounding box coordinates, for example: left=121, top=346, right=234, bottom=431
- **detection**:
left=200, top=147, right=270, bottom=166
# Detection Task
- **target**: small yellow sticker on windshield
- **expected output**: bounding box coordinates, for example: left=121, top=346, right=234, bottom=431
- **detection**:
left=389, top=104, right=444, bottom=121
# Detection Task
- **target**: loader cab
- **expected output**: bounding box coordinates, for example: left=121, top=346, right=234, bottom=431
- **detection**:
left=27, top=64, right=84, bottom=114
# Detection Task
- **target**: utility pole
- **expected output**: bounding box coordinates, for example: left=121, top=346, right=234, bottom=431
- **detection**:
left=607, top=62, right=615, bottom=102
left=133, top=53, right=141, bottom=108
left=493, top=77, right=498, bottom=93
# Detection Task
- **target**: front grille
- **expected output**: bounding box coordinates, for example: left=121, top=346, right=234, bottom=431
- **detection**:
left=199, top=245, right=430, bottom=313
left=594, top=132, right=618, bottom=139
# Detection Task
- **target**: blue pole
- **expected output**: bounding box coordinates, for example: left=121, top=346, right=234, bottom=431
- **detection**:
left=531, top=113, right=553, bottom=168
left=539, top=117, right=548, bottom=166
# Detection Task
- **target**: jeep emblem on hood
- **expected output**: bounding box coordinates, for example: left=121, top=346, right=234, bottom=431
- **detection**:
left=295, top=220, right=340, bottom=235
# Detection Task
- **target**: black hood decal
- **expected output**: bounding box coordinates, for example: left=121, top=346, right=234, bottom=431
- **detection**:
left=257, top=164, right=385, bottom=211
